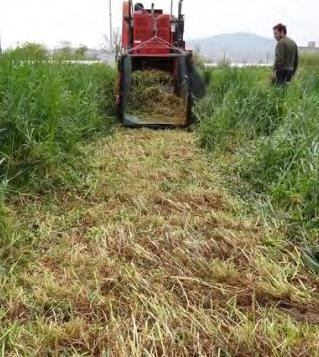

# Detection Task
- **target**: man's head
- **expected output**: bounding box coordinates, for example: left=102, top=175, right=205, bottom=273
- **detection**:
left=273, top=23, right=287, bottom=42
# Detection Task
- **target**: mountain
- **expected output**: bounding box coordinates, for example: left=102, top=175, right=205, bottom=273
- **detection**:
left=187, top=32, right=276, bottom=64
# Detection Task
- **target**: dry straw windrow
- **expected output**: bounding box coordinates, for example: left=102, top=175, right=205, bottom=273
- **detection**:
left=127, top=70, right=187, bottom=125
left=1, top=129, right=319, bottom=355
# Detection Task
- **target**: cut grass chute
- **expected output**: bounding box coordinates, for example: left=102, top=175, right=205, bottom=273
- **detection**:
left=127, top=70, right=186, bottom=125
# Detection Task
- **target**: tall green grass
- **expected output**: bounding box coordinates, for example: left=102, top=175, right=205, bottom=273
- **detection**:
left=197, top=68, right=319, bottom=238
left=0, top=49, right=116, bottom=259
left=300, top=52, right=319, bottom=67
left=0, top=54, right=116, bottom=189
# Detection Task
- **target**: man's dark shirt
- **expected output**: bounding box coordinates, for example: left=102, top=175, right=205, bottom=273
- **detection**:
left=273, top=36, right=299, bottom=74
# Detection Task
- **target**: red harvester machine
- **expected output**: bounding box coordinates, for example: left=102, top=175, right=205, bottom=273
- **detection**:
left=117, top=0, right=202, bottom=128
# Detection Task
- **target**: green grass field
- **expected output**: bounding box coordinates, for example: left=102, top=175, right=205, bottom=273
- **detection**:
left=197, top=67, right=319, bottom=240
left=300, top=53, right=319, bottom=67
left=0, top=53, right=115, bottom=189
left=0, top=48, right=319, bottom=355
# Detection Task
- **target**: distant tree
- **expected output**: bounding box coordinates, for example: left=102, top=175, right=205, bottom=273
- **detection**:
left=75, top=45, right=89, bottom=58
left=217, top=54, right=231, bottom=68
left=53, top=42, right=88, bottom=60
left=103, top=28, right=122, bottom=61
left=192, top=45, right=210, bottom=68
left=58, top=41, right=72, bottom=49
left=53, top=41, right=73, bottom=59
left=113, top=29, right=122, bottom=61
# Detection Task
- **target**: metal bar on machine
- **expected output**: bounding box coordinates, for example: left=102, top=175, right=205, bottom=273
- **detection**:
left=109, top=0, right=113, bottom=52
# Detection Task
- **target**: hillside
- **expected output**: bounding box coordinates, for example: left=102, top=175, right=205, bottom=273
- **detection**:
left=188, top=32, right=275, bottom=63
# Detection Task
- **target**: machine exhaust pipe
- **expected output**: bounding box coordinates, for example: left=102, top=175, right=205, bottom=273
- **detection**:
left=177, top=0, right=184, bottom=47
left=178, top=0, right=183, bottom=17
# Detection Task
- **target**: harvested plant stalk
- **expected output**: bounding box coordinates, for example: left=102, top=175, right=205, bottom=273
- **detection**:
left=127, top=70, right=186, bottom=125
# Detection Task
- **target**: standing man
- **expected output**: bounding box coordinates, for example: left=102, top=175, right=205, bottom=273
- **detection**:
left=272, top=24, right=299, bottom=85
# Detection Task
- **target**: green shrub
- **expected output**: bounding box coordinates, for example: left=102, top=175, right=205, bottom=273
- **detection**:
left=4, top=43, right=49, bottom=60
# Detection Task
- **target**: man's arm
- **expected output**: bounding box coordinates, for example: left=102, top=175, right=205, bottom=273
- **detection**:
left=272, top=41, right=284, bottom=83
left=273, top=41, right=285, bottom=71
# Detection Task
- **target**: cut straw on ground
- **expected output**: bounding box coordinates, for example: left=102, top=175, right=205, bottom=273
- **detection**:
left=127, top=70, right=186, bottom=125
left=1, top=128, right=319, bottom=355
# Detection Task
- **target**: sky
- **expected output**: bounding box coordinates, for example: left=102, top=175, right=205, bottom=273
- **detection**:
left=0, top=0, right=318, bottom=49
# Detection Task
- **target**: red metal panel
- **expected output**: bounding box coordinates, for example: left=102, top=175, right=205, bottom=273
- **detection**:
left=156, top=15, right=171, bottom=44
left=132, top=14, right=171, bottom=55
left=133, top=14, right=153, bottom=47
left=122, top=1, right=131, bottom=49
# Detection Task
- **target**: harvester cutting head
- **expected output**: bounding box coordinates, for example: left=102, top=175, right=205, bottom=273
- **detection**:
left=117, top=0, right=202, bottom=128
